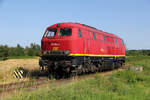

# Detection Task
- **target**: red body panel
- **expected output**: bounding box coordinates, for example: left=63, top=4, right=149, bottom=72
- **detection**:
left=41, top=23, right=126, bottom=57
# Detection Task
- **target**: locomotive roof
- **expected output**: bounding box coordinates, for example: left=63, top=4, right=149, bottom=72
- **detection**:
left=48, top=22, right=121, bottom=39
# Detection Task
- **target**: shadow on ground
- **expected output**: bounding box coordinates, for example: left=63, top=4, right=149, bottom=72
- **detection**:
left=22, top=68, right=50, bottom=79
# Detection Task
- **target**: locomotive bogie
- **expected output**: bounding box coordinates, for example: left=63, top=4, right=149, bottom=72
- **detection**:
left=39, top=55, right=125, bottom=78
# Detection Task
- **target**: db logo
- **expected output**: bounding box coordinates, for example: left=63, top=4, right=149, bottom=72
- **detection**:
left=51, top=43, right=60, bottom=46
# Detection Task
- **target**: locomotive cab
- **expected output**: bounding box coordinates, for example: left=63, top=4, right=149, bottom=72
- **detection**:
left=41, top=25, right=74, bottom=56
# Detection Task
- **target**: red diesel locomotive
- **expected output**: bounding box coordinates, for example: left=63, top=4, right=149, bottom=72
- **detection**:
left=39, top=22, right=125, bottom=78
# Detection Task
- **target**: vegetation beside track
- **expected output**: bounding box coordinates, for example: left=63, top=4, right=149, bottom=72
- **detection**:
left=0, top=43, right=40, bottom=61
left=0, top=56, right=38, bottom=61
left=0, top=58, right=39, bottom=84
left=5, top=56, right=150, bottom=100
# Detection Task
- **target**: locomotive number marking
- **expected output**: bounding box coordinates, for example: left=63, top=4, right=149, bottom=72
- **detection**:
left=53, top=47, right=59, bottom=50
left=100, top=48, right=104, bottom=52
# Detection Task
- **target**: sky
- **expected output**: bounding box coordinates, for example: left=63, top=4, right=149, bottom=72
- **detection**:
left=0, top=0, right=150, bottom=49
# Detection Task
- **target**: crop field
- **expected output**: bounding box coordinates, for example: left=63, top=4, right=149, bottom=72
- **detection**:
left=0, top=57, right=39, bottom=84
left=0, top=56, right=149, bottom=100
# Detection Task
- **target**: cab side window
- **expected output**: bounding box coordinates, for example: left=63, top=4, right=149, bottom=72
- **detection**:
left=115, top=38, right=118, bottom=44
left=78, top=29, right=82, bottom=37
left=104, top=35, right=106, bottom=41
left=121, top=40, right=125, bottom=45
left=92, top=32, right=96, bottom=40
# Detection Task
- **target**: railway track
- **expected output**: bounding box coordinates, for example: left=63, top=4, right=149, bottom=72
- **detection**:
left=0, top=78, right=50, bottom=93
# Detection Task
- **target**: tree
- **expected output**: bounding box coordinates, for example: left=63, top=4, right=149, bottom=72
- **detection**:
left=0, top=45, right=9, bottom=58
left=8, top=44, right=25, bottom=56
left=26, top=43, right=41, bottom=56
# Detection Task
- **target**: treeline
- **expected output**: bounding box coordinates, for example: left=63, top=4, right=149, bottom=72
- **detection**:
left=0, top=43, right=41, bottom=58
left=126, top=50, right=150, bottom=56
left=1, top=44, right=150, bottom=58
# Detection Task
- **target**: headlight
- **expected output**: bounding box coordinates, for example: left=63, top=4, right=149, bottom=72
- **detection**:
left=64, top=50, right=70, bottom=55
left=43, top=51, right=47, bottom=55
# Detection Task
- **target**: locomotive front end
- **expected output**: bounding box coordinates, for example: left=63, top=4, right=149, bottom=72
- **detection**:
left=39, top=23, right=76, bottom=78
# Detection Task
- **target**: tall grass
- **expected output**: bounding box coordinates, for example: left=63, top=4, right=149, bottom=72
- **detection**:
left=6, top=56, right=150, bottom=100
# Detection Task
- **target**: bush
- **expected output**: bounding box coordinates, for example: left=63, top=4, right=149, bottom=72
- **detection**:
left=0, top=43, right=41, bottom=59
left=25, top=43, right=41, bottom=56
left=0, top=45, right=9, bottom=58
left=126, top=50, right=150, bottom=56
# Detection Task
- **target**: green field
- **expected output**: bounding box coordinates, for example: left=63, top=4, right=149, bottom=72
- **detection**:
left=6, top=56, right=150, bottom=100
left=0, top=56, right=38, bottom=61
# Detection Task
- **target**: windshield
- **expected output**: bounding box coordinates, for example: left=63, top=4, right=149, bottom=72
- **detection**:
left=58, top=28, right=72, bottom=36
left=44, top=28, right=57, bottom=37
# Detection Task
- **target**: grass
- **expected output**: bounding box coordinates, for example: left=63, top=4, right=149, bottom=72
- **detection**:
left=0, top=57, right=8, bottom=61
left=8, top=56, right=38, bottom=59
left=0, top=58, right=39, bottom=84
left=0, top=56, right=38, bottom=61
left=5, top=56, right=150, bottom=100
